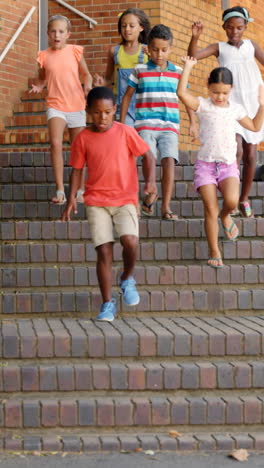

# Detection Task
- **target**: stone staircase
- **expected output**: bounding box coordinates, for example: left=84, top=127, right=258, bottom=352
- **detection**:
left=0, top=87, right=264, bottom=454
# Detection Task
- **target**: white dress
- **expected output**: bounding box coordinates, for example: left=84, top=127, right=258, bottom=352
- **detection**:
left=218, top=40, right=264, bottom=144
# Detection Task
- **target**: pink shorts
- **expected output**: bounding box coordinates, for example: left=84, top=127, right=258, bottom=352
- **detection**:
left=194, top=160, right=240, bottom=191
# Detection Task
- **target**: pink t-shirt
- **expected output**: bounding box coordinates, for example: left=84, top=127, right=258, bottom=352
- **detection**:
left=196, top=97, right=247, bottom=164
left=37, top=44, right=86, bottom=112
left=69, top=122, right=150, bottom=207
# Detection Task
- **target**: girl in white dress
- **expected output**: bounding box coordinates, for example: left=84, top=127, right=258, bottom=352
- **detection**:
left=188, top=6, right=264, bottom=217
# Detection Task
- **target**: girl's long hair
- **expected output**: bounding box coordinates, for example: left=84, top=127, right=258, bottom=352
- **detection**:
left=118, top=8, right=150, bottom=44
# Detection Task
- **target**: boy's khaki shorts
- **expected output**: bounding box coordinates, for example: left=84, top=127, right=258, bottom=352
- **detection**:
left=86, top=204, right=139, bottom=248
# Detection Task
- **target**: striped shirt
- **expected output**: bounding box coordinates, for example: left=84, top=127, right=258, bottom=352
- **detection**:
left=127, top=59, right=183, bottom=134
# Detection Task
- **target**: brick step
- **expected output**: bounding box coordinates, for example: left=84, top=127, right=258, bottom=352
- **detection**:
left=1, top=240, right=264, bottom=263
left=1, top=288, right=264, bottom=315
left=21, top=89, right=47, bottom=101
left=2, top=431, right=264, bottom=453
left=1, top=167, right=264, bottom=200
left=1, top=395, right=264, bottom=429
left=5, top=114, right=46, bottom=128
left=1, top=219, right=263, bottom=241
left=1, top=316, right=264, bottom=358
left=1, top=360, right=264, bottom=392
left=0, top=151, right=68, bottom=166
left=1, top=263, right=264, bottom=289
left=0, top=146, right=68, bottom=153
left=13, top=101, right=46, bottom=114
left=0, top=150, right=261, bottom=170
left=1, top=199, right=264, bottom=220
left=0, top=152, right=193, bottom=167
left=0, top=128, right=70, bottom=146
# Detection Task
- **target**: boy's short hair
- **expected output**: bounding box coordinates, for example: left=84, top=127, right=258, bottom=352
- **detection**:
left=87, top=87, right=116, bottom=108
left=148, top=24, right=173, bottom=45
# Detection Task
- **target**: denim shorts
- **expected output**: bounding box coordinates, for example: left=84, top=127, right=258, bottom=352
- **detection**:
left=194, top=159, right=240, bottom=191
left=116, top=109, right=135, bottom=127
left=46, top=108, right=86, bottom=128
left=138, top=130, right=178, bottom=162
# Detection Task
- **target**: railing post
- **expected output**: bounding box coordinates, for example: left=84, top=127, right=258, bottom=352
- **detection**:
left=39, top=0, right=48, bottom=50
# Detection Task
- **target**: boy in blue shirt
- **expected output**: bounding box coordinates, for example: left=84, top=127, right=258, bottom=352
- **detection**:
left=121, top=24, right=197, bottom=220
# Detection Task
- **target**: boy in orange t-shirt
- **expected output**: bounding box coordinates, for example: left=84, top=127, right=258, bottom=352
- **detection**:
left=62, top=87, right=157, bottom=321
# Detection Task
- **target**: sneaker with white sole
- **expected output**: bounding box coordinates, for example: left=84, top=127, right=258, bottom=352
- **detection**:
left=96, top=299, right=117, bottom=322
left=119, top=275, right=140, bottom=306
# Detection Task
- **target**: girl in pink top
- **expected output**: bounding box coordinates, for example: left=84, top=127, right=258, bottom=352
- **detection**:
left=177, top=56, right=264, bottom=269
left=31, top=15, right=92, bottom=204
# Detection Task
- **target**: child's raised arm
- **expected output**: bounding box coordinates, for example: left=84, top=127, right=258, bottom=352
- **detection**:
left=177, top=56, right=200, bottom=111
left=238, top=84, right=264, bottom=132
left=252, top=40, right=264, bottom=67
left=188, top=21, right=218, bottom=60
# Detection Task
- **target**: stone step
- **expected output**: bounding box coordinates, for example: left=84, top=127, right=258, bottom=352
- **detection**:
left=1, top=219, right=263, bottom=241
left=1, top=394, right=264, bottom=429
left=1, top=360, right=264, bottom=392
left=2, top=431, right=264, bottom=453
left=1, top=316, right=264, bottom=358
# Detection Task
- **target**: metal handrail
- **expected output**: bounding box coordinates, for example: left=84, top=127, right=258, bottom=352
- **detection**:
left=54, top=0, right=97, bottom=28
left=0, top=6, right=36, bottom=64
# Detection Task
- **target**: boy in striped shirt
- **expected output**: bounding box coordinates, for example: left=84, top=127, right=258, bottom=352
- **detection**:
left=121, top=24, right=197, bottom=220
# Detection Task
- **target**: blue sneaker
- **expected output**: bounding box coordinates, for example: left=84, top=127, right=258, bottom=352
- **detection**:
left=96, top=299, right=117, bottom=322
left=119, top=275, right=140, bottom=306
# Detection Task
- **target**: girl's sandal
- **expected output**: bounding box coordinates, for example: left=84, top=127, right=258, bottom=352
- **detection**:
left=207, top=257, right=224, bottom=269
left=51, top=190, right=66, bottom=205
left=239, top=201, right=254, bottom=218
left=221, top=217, right=239, bottom=241
left=162, top=211, right=178, bottom=221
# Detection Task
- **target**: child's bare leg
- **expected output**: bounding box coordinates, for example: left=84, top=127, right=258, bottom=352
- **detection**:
left=96, top=242, right=114, bottom=302
left=69, top=127, right=86, bottom=200
left=120, top=235, right=138, bottom=280
left=219, top=177, right=239, bottom=240
left=236, top=134, right=243, bottom=167
left=199, top=184, right=222, bottom=266
left=240, top=141, right=257, bottom=203
left=48, top=117, right=66, bottom=201
left=161, top=157, right=175, bottom=217
left=219, top=177, right=240, bottom=218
